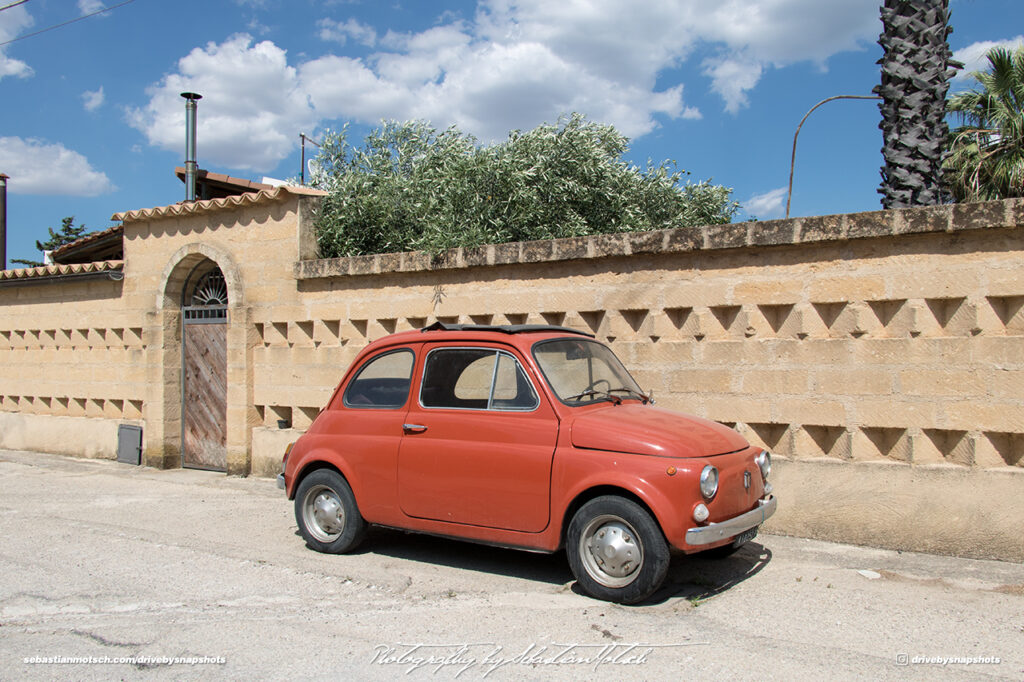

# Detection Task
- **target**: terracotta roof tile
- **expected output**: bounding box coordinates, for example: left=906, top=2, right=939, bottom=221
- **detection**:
left=0, top=260, right=123, bottom=281
left=50, top=224, right=124, bottom=260
left=112, top=185, right=327, bottom=224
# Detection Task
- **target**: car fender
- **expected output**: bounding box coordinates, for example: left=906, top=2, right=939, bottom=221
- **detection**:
left=288, top=444, right=360, bottom=502
left=551, top=454, right=683, bottom=547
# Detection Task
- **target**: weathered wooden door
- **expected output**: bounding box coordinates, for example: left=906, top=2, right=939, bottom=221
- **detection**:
left=181, top=267, right=229, bottom=471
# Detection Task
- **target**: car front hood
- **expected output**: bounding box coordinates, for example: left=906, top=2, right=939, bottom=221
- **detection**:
left=569, top=404, right=749, bottom=458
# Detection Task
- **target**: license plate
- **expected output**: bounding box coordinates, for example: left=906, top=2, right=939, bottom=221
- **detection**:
left=732, top=526, right=758, bottom=548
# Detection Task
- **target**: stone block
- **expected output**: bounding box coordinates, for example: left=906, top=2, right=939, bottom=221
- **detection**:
left=814, top=368, right=893, bottom=396
left=520, top=239, right=554, bottom=263
left=732, top=279, right=802, bottom=305
left=669, top=369, right=735, bottom=394
left=740, top=369, right=810, bottom=395
left=808, top=277, right=887, bottom=302
left=772, top=398, right=848, bottom=428
left=553, top=236, right=589, bottom=261
left=799, top=214, right=845, bottom=242
left=897, top=204, right=950, bottom=235
left=748, top=219, right=797, bottom=246
left=590, top=233, right=628, bottom=258
left=664, top=227, right=702, bottom=252
left=854, top=399, right=939, bottom=429
left=939, top=401, right=1020, bottom=433
left=704, top=223, right=747, bottom=250
left=702, top=396, right=773, bottom=425
left=952, top=200, right=1009, bottom=231
left=627, top=230, right=666, bottom=255
left=491, top=242, right=520, bottom=265
left=846, top=209, right=895, bottom=239
left=898, top=369, right=988, bottom=398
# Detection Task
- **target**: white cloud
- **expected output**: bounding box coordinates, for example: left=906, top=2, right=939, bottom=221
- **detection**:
left=0, top=137, right=115, bottom=196
left=702, top=55, right=764, bottom=114
left=126, top=34, right=316, bottom=171
left=472, top=0, right=880, bottom=114
left=0, top=5, right=34, bottom=81
left=82, top=87, right=105, bottom=112
left=77, top=0, right=106, bottom=15
left=131, top=1, right=883, bottom=170
left=318, top=18, right=376, bottom=47
left=953, top=36, right=1024, bottom=79
left=744, top=187, right=788, bottom=219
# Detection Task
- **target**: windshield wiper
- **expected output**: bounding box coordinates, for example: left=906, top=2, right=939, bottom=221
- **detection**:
left=563, top=389, right=621, bottom=405
left=607, top=387, right=651, bottom=404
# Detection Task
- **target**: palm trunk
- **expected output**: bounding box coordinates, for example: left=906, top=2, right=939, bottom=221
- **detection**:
left=875, top=0, right=959, bottom=208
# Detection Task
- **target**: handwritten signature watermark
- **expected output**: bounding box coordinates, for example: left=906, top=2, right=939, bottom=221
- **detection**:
left=370, top=642, right=706, bottom=677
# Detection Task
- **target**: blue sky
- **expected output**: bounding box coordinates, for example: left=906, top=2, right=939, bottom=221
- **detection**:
left=0, top=0, right=1019, bottom=265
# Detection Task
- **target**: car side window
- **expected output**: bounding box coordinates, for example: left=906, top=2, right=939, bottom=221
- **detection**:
left=342, top=349, right=414, bottom=409
left=420, top=348, right=539, bottom=411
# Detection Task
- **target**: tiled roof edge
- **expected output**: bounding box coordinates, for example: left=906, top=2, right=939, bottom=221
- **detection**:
left=0, top=260, right=124, bottom=281
left=111, top=185, right=327, bottom=223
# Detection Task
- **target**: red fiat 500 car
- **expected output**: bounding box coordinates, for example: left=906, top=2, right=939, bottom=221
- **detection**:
left=278, top=322, right=776, bottom=603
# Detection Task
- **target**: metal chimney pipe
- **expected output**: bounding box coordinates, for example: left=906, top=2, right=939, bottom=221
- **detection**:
left=0, top=173, right=8, bottom=271
left=180, top=92, right=202, bottom=201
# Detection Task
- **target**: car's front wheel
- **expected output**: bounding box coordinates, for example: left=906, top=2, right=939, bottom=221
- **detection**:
left=294, top=469, right=367, bottom=554
left=566, top=496, right=670, bottom=604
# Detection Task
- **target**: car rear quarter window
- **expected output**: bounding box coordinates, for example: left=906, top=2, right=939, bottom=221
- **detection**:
left=342, top=349, right=414, bottom=409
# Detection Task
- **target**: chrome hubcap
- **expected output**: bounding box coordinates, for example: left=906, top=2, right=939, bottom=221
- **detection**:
left=579, top=515, right=644, bottom=588
left=304, top=485, right=345, bottom=541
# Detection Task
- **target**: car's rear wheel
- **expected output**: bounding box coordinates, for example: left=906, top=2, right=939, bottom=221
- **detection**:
left=566, top=496, right=669, bottom=604
left=295, top=469, right=367, bottom=553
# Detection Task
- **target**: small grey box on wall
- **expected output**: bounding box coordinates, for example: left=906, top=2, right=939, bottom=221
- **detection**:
left=117, top=424, right=142, bottom=465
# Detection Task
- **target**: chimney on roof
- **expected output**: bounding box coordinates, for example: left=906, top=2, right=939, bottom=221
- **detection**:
left=0, top=173, right=8, bottom=271
left=180, top=92, right=202, bottom=202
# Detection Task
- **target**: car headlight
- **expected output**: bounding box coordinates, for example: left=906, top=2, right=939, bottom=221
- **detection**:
left=755, top=450, right=771, bottom=481
left=699, top=465, right=718, bottom=500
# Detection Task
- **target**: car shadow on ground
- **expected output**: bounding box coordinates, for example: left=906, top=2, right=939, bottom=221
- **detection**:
left=644, top=542, right=774, bottom=606
left=355, top=527, right=575, bottom=586
left=340, top=527, right=772, bottom=604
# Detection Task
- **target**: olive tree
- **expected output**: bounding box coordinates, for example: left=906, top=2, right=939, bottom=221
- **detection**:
left=309, top=114, right=738, bottom=257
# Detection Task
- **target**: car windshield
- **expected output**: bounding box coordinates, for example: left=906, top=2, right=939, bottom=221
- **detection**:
left=533, top=338, right=647, bottom=405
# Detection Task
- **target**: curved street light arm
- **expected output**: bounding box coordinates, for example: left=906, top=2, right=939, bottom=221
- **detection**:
left=786, top=95, right=882, bottom=219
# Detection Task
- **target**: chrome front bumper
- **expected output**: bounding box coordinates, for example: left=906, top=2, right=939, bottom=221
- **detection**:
left=685, top=495, right=777, bottom=546
left=276, top=473, right=286, bottom=490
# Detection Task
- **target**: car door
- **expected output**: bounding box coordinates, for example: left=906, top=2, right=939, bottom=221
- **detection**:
left=397, top=344, right=559, bottom=533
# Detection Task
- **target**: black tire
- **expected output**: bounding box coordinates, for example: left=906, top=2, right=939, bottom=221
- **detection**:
left=566, top=496, right=670, bottom=604
left=294, top=469, right=367, bottom=554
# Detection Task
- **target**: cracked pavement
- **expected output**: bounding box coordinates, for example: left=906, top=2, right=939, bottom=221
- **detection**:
left=1, top=449, right=1022, bottom=680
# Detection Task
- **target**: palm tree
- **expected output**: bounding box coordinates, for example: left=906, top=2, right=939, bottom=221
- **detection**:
left=944, top=45, right=1024, bottom=202
left=875, top=0, right=959, bottom=208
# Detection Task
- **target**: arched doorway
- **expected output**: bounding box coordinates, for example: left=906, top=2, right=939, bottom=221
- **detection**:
left=180, top=261, right=229, bottom=471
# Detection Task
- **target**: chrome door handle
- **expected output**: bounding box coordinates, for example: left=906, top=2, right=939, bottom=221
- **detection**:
left=403, top=423, right=427, bottom=433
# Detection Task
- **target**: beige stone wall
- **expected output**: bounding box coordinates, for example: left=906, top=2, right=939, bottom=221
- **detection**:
left=0, top=276, right=147, bottom=457
left=1, top=193, right=1021, bottom=560
left=276, top=200, right=1023, bottom=476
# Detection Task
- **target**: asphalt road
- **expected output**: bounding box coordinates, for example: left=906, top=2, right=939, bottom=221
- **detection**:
left=1, top=449, right=1022, bottom=681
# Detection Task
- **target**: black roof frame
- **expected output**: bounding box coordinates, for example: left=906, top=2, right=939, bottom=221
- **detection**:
left=420, top=321, right=594, bottom=338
